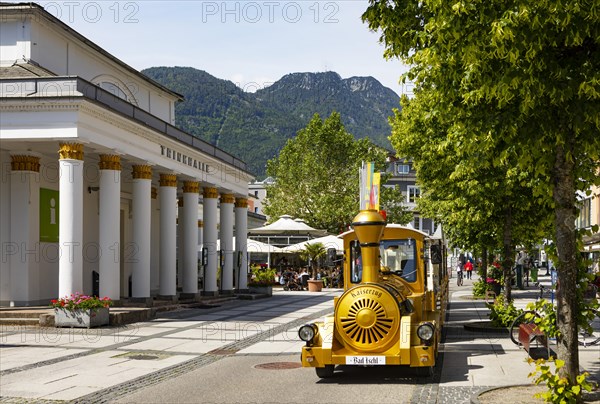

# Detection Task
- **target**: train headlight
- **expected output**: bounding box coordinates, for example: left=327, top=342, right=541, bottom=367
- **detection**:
left=417, top=322, right=435, bottom=343
left=298, top=324, right=317, bottom=342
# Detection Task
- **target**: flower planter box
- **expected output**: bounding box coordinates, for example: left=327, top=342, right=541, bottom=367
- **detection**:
left=54, top=307, right=109, bottom=328
left=248, top=285, right=273, bottom=296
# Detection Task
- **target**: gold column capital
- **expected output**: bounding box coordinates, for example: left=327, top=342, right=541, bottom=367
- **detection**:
left=220, top=193, right=235, bottom=204
left=159, top=174, right=177, bottom=187
left=178, top=197, right=184, bottom=207
left=151, top=187, right=158, bottom=199
left=183, top=181, right=200, bottom=194
left=98, top=154, right=121, bottom=171
left=132, top=165, right=152, bottom=179
left=235, top=197, right=248, bottom=208
left=10, top=155, right=40, bottom=172
left=58, top=143, right=84, bottom=160
left=198, top=220, right=203, bottom=228
left=203, top=187, right=219, bottom=199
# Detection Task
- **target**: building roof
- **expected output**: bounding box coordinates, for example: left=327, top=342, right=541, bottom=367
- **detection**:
left=0, top=75, right=251, bottom=175
left=0, top=61, right=57, bottom=78
left=0, top=2, right=184, bottom=101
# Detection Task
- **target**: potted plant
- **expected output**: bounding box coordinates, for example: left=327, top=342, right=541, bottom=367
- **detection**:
left=51, top=293, right=112, bottom=328
left=299, top=242, right=326, bottom=292
left=248, top=266, right=276, bottom=295
left=486, top=262, right=503, bottom=296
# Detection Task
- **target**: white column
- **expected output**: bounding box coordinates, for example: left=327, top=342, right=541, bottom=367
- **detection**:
left=159, top=174, right=177, bottom=298
left=198, top=220, right=203, bottom=251
left=150, top=187, right=160, bottom=295
left=98, top=155, right=121, bottom=300
left=177, top=197, right=184, bottom=289
left=182, top=181, right=199, bottom=295
left=202, top=187, right=218, bottom=295
left=198, top=219, right=203, bottom=288
left=220, top=194, right=234, bottom=294
left=131, top=165, right=152, bottom=299
left=9, top=154, right=40, bottom=305
left=235, top=197, right=249, bottom=291
left=58, top=143, right=84, bottom=298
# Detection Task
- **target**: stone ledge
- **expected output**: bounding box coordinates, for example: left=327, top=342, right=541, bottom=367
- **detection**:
left=472, top=384, right=546, bottom=404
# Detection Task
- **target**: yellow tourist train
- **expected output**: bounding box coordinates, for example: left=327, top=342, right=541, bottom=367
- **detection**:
left=298, top=210, right=449, bottom=378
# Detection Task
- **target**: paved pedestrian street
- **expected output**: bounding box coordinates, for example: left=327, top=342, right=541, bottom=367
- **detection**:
left=1, top=277, right=598, bottom=403
left=0, top=293, right=337, bottom=402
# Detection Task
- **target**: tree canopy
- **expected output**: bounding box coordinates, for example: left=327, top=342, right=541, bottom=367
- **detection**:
left=264, top=112, right=411, bottom=233
left=363, top=0, right=600, bottom=384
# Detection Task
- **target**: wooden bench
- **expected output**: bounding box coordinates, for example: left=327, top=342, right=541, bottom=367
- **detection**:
left=518, top=323, right=548, bottom=355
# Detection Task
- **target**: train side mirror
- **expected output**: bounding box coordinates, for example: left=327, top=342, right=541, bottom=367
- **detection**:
left=327, top=248, right=337, bottom=264
left=430, top=245, right=442, bottom=265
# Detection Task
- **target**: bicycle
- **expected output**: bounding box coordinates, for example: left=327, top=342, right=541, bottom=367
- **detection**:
left=457, top=270, right=463, bottom=286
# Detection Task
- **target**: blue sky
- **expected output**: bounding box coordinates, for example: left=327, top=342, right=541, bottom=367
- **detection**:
left=36, top=0, right=409, bottom=94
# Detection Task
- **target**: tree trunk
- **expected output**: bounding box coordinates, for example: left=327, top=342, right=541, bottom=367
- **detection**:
left=482, top=247, right=488, bottom=279
left=502, top=207, right=514, bottom=302
left=553, top=142, right=580, bottom=386
left=311, top=261, right=318, bottom=280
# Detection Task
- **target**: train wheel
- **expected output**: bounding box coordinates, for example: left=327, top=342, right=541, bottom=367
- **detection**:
left=315, top=365, right=335, bottom=378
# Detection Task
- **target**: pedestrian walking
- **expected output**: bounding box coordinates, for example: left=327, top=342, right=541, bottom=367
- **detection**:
left=464, top=260, right=473, bottom=279
left=456, top=263, right=463, bottom=286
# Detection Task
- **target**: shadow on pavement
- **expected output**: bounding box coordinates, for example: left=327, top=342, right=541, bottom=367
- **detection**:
left=314, top=364, right=433, bottom=384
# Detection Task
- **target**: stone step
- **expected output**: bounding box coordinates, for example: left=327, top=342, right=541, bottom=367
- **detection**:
left=0, top=317, right=41, bottom=326
left=0, top=309, right=52, bottom=319
left=0, top=295, right=243, bottom=327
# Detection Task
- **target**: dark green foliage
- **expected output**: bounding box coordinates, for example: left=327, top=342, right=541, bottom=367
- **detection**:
left=472, top=279, right=489, bottom=298
left=142, top=67, right=400, bottom=177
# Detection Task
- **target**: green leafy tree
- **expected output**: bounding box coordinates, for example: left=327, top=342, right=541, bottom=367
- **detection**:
left=392, top=90, right=553, bottom=300
left=264, top=112, right=411, bottom=233
left=363, top=0, right=600, bottom=386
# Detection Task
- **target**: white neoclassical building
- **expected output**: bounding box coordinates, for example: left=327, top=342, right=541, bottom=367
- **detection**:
left=0, top=3, right=254, bottom=306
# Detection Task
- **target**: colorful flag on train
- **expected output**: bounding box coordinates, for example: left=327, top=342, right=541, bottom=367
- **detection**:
left=359, top=161, right=380, bottom=211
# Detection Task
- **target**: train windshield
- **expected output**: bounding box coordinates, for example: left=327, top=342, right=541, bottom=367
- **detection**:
left=350, top=241, right=362, bottom=283
left=350, top=239, right=418, bottom=283
left=380, top=239, right=417, bottom=283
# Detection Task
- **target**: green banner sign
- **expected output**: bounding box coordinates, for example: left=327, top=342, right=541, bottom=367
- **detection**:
left=40, top=188, right=59, bottom=242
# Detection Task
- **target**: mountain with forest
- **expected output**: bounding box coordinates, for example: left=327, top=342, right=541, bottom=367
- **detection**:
left=142, top=66, right=400, bottom=177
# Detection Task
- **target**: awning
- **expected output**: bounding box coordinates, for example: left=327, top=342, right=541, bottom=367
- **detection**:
left=283, top=235, right=343, bottom=253
left=199, top=238, right=284, bottom=253
left=248, top=215, right=327, bottom=237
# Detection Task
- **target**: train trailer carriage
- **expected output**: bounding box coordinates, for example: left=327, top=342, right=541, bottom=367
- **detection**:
left=299, top=210, right=449, bottom=378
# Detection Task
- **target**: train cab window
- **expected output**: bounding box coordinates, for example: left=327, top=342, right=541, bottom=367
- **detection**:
left=380, top=239, right=417, bottom=283
left=350, top=240, right=362, bottom=283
